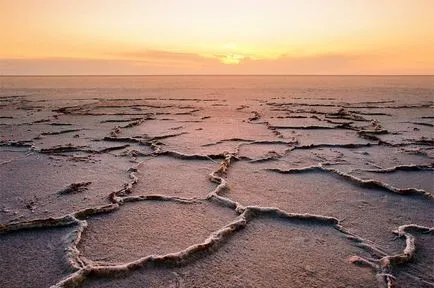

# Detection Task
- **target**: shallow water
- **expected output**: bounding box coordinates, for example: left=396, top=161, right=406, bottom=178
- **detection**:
left=0, top=76, right=433, bottom=287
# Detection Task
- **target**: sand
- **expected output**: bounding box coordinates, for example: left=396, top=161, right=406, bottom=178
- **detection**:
left=0, top=76, right=433, bottom=288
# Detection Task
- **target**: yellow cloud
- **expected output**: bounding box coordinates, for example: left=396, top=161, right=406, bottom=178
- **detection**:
left=219, top=53, right=245, bottom=65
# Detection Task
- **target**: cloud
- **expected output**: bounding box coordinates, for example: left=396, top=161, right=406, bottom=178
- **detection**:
left=117, top=49, right=209, bottom=64
left=117, top=49, right=253, bottom=65
left=0, top=56, right=218, bottom=75
left=0, top=58, right=145, bottom=75
left=1, top=50, right=433, bottom=75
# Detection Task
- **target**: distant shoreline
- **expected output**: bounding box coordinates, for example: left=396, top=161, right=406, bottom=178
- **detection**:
left=1, top=74, right=433, bottom=77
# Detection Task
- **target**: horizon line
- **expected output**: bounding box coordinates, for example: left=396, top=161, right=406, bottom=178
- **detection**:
left=1, top=74, right=433, bottom=77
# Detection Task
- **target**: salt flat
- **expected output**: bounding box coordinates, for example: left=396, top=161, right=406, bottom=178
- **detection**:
left=0, top=76, right=433, bottom=288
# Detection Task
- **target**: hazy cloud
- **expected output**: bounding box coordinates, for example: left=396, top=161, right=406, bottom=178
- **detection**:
left=116, top=50, right=210, bottom=64
left=1, top=51, right=433, bottom=75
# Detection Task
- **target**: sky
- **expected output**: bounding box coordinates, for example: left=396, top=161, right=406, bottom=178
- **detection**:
left=0, top=0, right=433, bottom=75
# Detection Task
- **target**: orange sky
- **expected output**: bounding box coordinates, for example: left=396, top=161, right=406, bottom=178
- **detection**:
left=1, top=0, right=433, bottom=75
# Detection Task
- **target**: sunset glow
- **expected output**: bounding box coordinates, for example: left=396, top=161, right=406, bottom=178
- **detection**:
left=1, top=0, right=433, bottom=74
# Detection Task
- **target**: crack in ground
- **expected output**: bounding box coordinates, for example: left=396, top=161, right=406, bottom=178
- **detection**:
left=0, top=96, right=432, bottom=288
left=266, top=165, right=433, bottom=199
